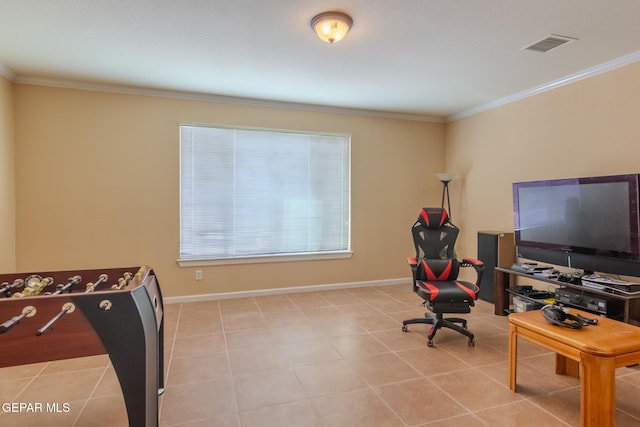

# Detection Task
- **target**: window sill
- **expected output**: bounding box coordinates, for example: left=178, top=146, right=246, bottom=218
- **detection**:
left=177, top=251, right=353, bottom=267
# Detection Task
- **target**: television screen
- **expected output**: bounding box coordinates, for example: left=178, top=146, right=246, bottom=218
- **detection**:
left=513, top=174, right=640, bottom=274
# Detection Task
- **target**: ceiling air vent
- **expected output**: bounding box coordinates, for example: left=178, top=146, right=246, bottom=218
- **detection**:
left=523, top=34, right=576, bottom=53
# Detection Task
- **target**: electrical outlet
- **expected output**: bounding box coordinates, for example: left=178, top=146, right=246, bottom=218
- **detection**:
left=195, top=270, right=203, bottom=281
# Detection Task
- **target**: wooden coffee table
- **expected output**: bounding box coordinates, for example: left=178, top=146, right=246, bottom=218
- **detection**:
left=508, top=309, right=640, bottom=427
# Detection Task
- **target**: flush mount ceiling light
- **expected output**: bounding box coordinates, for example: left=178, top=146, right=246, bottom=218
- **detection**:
left=310, top=11, right=353, bottom=44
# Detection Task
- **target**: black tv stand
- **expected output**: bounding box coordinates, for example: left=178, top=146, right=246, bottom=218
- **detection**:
left=494, top=267, right=640, bottom=325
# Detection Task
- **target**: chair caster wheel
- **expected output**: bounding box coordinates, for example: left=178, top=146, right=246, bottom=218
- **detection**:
left=402, top=325, right=408, bottom=332
left=468, top=337, right=475, bottom=347
left=427, top=339, right=434, bottom=347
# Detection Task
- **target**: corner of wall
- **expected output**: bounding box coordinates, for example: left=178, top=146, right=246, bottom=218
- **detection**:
left=0, top=75, right=16, bottom=271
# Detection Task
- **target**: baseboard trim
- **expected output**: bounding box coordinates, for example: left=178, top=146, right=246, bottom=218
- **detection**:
left=164, top=277, right=411, bottom=304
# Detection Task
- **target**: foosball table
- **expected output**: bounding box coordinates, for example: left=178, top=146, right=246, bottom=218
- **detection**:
left=0, top=265, right=164, bottom=427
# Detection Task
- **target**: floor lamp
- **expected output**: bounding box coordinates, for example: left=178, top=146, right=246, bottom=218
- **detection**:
left=437, top=173, right=452, bottom=218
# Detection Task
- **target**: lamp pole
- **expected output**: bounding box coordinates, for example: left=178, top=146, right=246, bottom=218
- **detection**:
left=436, top=173, right=453, bottom=219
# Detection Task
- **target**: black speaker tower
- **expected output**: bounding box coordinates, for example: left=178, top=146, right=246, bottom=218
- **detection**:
left=477, top=231, right=515, bottom=303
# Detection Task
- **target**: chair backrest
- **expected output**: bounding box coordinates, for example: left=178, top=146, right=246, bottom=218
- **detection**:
left=415, top=258, right=460, bottom=282
left=411, top=207, right=459, bottom=260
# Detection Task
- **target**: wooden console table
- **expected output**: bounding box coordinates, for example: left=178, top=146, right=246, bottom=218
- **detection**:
left=508, top=309, right=640, bottom=427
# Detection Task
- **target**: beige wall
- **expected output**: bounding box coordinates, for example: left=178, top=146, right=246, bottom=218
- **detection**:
left=15, top=60, right=635, bottom=295
left=0, top=76, right=15, bottom=272
left=14, top=84, right=444, bottom=297
left=446, top=61, right=640, bottom=269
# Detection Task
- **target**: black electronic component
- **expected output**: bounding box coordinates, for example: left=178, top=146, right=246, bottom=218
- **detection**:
left=554, top=287, right=624, bottom=318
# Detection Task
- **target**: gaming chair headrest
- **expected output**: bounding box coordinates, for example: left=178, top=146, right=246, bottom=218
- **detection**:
left=417, top=208, right=450, bottom=230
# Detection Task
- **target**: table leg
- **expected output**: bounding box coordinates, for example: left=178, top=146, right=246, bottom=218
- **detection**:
left=555, top=354, right=580, bottom=377
left=508, top=323, right=518, bottom=391
left=580, top=353, right=615, bottom=427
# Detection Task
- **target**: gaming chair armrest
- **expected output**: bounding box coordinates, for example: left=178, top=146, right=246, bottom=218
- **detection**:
left=407, top=257, right=419, bottom=289
left=460, top=257, right=484, bottom=284
left=407, top=257, right=418, bottom=275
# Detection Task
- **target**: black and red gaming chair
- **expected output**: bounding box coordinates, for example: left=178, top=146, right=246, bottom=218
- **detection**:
left=402, top=208, right=484, bottom=347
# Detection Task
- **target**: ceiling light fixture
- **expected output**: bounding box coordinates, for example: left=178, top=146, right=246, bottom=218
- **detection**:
left=310, top=11, right=353, bottom=44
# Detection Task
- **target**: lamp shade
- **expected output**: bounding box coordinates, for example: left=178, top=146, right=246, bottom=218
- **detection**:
left=310, top=12, right=353, bottom=43
left=436, top=173, right=453, bottom=183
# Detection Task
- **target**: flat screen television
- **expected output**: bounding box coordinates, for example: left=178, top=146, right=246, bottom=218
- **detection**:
left=512, top=174, right=640, bottom=276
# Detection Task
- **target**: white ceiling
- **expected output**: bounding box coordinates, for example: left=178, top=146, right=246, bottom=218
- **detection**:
left=1, top=0, right=640, bottom=120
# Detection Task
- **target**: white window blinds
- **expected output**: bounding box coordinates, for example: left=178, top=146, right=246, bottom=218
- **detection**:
left=179, top=125, right=351, bottom=261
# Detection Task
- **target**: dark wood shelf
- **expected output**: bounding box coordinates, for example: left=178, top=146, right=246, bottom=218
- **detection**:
left=493, top=267, right=640, bottom=325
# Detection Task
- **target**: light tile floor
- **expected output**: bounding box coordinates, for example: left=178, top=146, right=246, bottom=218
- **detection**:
left=1, top=283, right=639, bottom=426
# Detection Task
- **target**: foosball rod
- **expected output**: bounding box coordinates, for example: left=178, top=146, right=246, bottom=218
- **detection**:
left=111, top=272, right=133, bottom=290
left=0, top=279, right=25, bottom=297
left=35, top=303, right=75, bottom=336
left=0, top=306, right=36, bottom=334
left=51, top=275, right=82, bottom=295
left=84, top=274, right=109, bottom=293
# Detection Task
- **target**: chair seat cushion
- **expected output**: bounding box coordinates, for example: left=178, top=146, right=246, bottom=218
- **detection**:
left=416, top=279, right=479, bottom=303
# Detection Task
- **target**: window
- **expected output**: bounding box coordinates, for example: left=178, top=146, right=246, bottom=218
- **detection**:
left=179, top=125, right=351, bottom=264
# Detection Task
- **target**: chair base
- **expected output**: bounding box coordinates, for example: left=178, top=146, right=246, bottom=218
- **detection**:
left=402, top=312, right=475, bottom=347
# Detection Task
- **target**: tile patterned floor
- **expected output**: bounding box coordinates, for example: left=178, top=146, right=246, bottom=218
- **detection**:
left=1, top=283, right=639, bottom=426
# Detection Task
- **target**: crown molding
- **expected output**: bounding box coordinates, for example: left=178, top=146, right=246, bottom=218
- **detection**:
left=0, top=62, right=15, bottom=80
left=447, top=49, right=640, bottom=122
left=11, top=49, right=640, bottom=124
left=12, top=75, right=444, bottom=123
